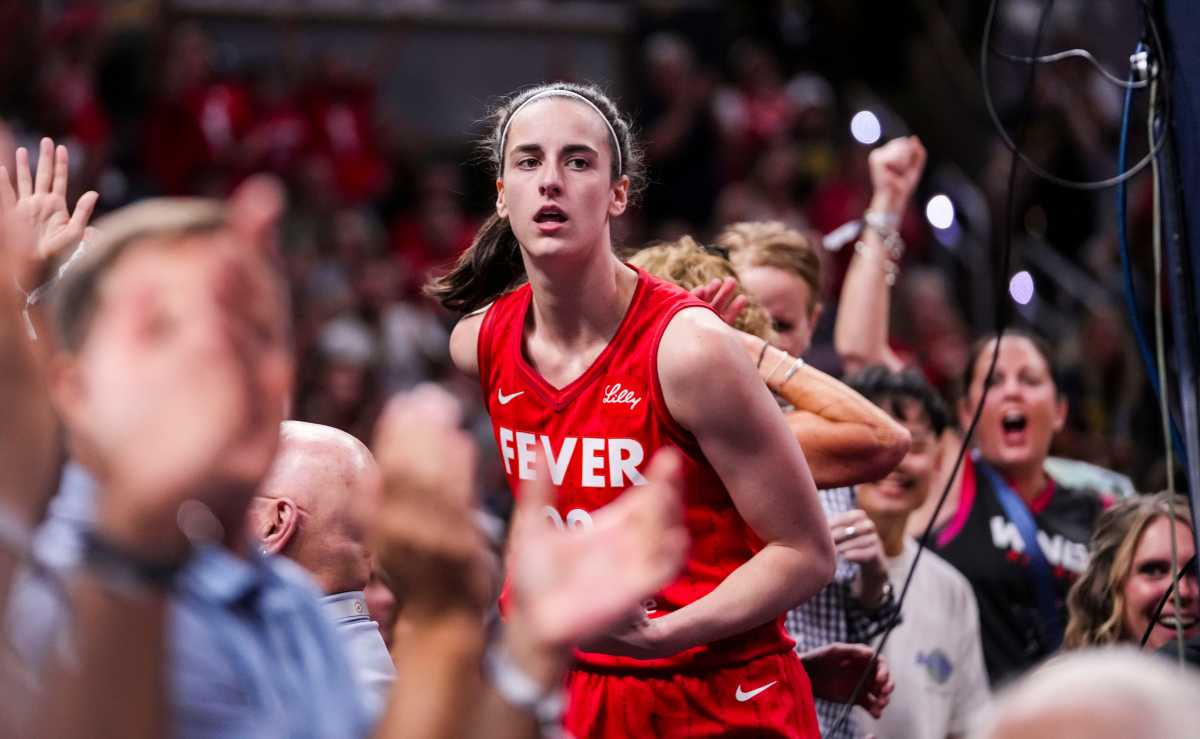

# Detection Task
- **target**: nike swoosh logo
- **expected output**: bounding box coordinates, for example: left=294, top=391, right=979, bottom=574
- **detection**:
left=497, top=389, right=524, bottom=405
left=735, top=681, right=777, bottom=702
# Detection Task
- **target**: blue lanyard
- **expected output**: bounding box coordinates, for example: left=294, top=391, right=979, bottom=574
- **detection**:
left=973, top=451, right=1064, bottom=652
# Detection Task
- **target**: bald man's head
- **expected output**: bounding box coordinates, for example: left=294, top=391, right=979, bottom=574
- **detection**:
left=249, top=421, right=381, bottom=594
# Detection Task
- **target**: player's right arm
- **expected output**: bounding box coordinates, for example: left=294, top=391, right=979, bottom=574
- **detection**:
left=448, top=308, right=488, bottom=378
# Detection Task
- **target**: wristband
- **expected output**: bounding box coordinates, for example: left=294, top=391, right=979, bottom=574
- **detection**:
left=854, top=241, right=901, bottom=286
left=482, top=642, right=566, bottom=737
left=765, top=351, right=789, bottom=385
left=756, top=339, right=770, bottom=368
left=81, top=529, right=186, bottom=596
left=780, top=357, right=806, bottom=386
left=864, top=210, right=901, bottom=230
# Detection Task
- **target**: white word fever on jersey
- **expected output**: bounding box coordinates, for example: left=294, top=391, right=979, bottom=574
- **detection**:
left=497, top=426, right=649, bottom=488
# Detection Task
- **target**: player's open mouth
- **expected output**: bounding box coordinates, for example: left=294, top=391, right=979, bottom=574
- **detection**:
left=534, top=204, right=568, bottom=235
left=534, top=205, right=568, bottom=223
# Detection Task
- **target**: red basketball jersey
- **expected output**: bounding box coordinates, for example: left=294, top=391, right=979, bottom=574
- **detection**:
left=478, top=267, right=796, bottom=671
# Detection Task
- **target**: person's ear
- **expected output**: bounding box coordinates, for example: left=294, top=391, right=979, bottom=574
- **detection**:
left=45, top=353, right=87, bottom=431
left=1052, top=395, right=1067, bottom=435
left=257, top=497, right=300, bottom=555
left=608, top=175, right=630, bottom=218
left=495, top=178, right=508, bottom=220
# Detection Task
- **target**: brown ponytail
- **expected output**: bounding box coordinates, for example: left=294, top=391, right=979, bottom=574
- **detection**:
left=424, top=81, right=644, bottom=314
left=425, top=213, right=524, bottom=314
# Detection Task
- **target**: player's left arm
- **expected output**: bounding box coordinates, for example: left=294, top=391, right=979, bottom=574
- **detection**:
left=647, top=307, right=836, bottom=653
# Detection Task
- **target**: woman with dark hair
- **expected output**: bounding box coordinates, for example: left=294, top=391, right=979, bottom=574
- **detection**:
left=428, top=82, right=835, bottom=737
left=1064, top=491, right=1196, bottom=652
left=933, top=332, right=1106, bottom=684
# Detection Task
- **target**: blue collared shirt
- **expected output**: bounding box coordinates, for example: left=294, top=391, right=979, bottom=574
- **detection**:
left=7, top=463, right=374, bottom=739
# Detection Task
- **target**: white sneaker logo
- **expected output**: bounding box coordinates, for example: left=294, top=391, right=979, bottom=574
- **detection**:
left=735, top=681, right=777, bottom=702
left=497, top=388, right=525, bottom=405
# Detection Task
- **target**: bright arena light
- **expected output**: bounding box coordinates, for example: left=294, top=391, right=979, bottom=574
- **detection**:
left=1009, top=270, right=1035, bottom=305
left=925, top=194, right=955, bottom=230
left=850, top=110, right=881, bottom=145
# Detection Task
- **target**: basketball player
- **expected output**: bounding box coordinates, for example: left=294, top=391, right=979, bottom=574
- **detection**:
left=429, top=82, right=835, bottom=737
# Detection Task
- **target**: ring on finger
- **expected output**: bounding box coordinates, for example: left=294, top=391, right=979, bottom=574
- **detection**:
left=844, top=525, right=857, bottom=538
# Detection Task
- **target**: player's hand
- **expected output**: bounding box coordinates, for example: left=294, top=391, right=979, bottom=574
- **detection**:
left=690, top=277, right=748, bottom=328
left=867, top=136, right=925, bottom=217
left=370, top=384, right=493, bottom=623
left=0, top=137, right=98, bottom=287
left=507, top=448, right=689, bottom=656
left=829, top=509, right=890, bottom=604
left=801, top=643, right=894, bottom=718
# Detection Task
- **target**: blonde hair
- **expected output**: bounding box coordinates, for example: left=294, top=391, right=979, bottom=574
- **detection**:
left=716, top=221, right=822, bottom=312
left=1063, top=492, right=1194, bottom=649
left=629, top=235, right=773, bottom=340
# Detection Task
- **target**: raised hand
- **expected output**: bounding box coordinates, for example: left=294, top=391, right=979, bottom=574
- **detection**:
left=801, top=643, right=893, bottom=718
left=506, top=449, right=689, bottom=656
left=829, top=509, right=890, bottom=604
left=867, top=136, right=926, bottom=216
left=690, top=276, right=748, bottom=328
left=0, top=138, right=98, bottom=284
left=369, top=384, right=493, bottom=622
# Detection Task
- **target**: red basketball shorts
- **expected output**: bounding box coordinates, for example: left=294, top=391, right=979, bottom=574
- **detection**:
left=563, top=650, right=820, bottom=738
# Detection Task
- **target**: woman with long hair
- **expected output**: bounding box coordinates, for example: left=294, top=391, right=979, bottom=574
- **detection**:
left=428, top=82, right=834, bottom=737
left=1064, top=492, right=1197, bottom=652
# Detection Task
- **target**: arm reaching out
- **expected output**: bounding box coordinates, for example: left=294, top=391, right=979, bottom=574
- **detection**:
left=690, top=276, right=910, bottom=488
left=833, top=136, right=925, bottom=375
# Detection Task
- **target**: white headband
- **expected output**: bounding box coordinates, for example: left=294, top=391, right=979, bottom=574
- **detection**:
left=498, top=89, right=623, bottom=177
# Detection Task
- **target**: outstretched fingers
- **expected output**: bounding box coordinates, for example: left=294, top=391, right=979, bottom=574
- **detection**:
left=33, top=138, right=53, bottom=195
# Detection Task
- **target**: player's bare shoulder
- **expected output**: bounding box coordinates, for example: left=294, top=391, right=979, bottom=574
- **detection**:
left=656, top=307, right=752, bottom=427
left=449, top=304, right=491, bottom=377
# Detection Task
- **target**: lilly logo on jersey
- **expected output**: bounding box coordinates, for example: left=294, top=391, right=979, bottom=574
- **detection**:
left=602, top=383, right=642, bottom=410
left=497, top=426, right=647, bottom=488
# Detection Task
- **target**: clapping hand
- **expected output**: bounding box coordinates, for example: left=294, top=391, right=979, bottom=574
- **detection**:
left=507, top=449, right=689, bottom=658
left=370, top=385, right=493, bottom=622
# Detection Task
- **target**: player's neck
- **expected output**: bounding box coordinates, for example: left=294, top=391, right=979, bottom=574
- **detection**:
left=525, top=249, right=637, bottom=352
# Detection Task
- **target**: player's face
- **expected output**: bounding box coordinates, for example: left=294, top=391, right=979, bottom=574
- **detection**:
left=960, top=336, right=1064, bottom=476
left=496, top=98, right=628, bottom=263
left=737, top=265, right=820, bottom=357
left=857, top=401, right=940, bottom=520
left=1121, top=516, right=1199, bottom=650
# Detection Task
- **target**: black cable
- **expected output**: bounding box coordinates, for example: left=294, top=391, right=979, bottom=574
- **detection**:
left=825, top=0, right=1055, bottom=731
left=1139, top=555, right=1198, bottom=648
left=980, top=0, right=1166, bottom=190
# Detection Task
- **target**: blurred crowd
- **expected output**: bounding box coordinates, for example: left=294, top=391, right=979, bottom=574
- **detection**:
left=0, top=2, right=1169, bottom=500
